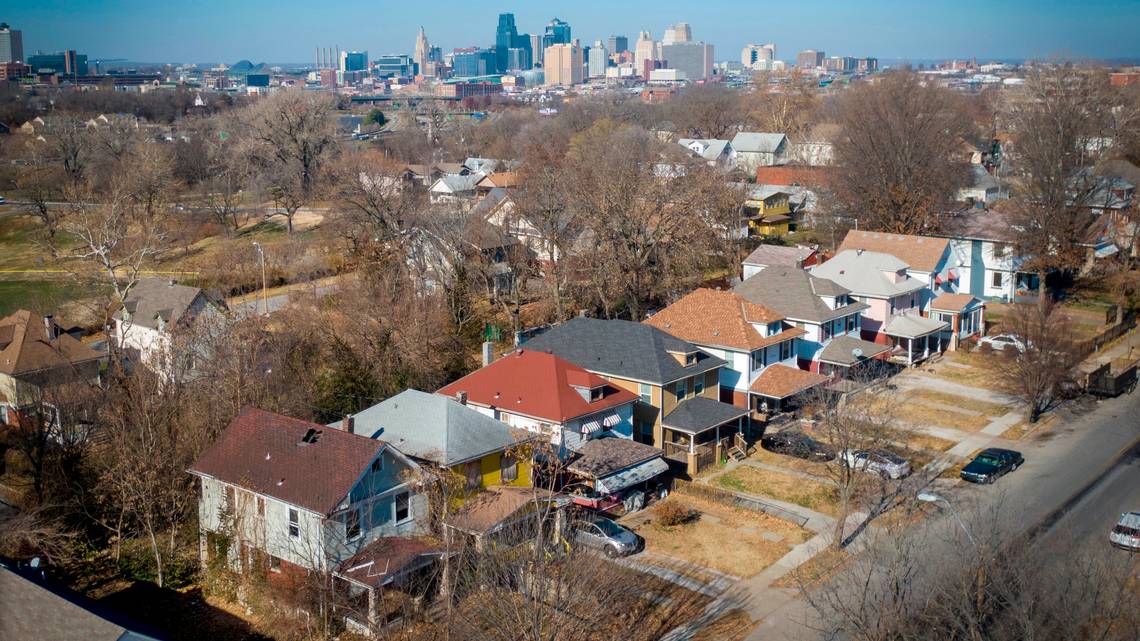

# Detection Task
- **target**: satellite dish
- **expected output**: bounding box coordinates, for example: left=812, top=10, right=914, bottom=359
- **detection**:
left=851, top=348, right=864, bottom=359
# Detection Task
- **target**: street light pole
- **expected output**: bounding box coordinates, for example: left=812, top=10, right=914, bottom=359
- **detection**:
left=252, top=241, right=268, bottom=316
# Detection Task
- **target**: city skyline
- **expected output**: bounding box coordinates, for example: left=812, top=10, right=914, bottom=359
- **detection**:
left=6, top=0, right=1140, bottom=64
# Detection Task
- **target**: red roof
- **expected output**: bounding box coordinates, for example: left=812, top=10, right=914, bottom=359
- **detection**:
left=755, top=165, right=831, bottom=188
left=189, top=407, right=386, bottom=514
left=438, top=349, right=637, bottom=424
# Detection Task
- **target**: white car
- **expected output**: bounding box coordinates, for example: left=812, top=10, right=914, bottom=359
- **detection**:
left=1110, top=511, right=1140, bottom=551
left=979, top=334, right=1029, bottom=353
left=840, top=449, right=911, bottom=479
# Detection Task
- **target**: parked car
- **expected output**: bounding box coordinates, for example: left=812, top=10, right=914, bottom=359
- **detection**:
left=572, top=516, right=642, bottom=557
left=979, top=334, right=1030, bottom=353
left=1109, top=511, right=1140, bottom=552
left=960, top=448, right=1024, bottom=484
left=761, top=430, right=836, bottom=461
left=0, top=195, right=7, bottom=204
left=840, top=449, right=911, bottom=479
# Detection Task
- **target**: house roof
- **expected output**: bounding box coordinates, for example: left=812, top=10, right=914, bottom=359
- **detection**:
left=189, top=407, right=387, bottom=515
left=437, top=349, right=637, bottom=424
left=817, top=335, right=891, bottom=366
left=883, top=314, right=947, bottom=339
left=737, top=184, right=791, bottom=202
left=644, top=288, right=802, bottom=353
left=837, top=230, right=949, bottom=273
left=445, top=486, right=556, bottom=535
left=811, top=250, right=927, bottom=299
left=661, top=396, right=750, bottom=434
left=677, top=138, right=731, bottom=161
left=335, top=536, right=441, bottom=589
left=0, top=310, right=103, bottom=376
left=523, top=317, right=726, bottom=386
left=930, top=293, right=980, bottom=313
left=731, top=132, right=787, bottom=154
left=432, top=174, right=483, bottom=193
left=743, top=244, right=816, bottom=268
left=734, top=269, right=868, bottom=324
left=754, top=165, right=830, bottom=187
left=476, top=172, right=519, bottom=189
left=566, top=436, right=663, bottom=478
left=330, top=390, right=522, bottom=467
left=119, top=278, right=224, bottom=330
left=749, top=364, right=830, bottom=399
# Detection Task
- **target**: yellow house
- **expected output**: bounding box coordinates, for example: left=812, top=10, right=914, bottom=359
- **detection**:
left=331, top=389, right=533, bottom=497
left=743, top=186, right=792, bottom=237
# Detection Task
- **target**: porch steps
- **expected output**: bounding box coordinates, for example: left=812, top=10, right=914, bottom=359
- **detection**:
left=728, top=446, right=747, bottom=462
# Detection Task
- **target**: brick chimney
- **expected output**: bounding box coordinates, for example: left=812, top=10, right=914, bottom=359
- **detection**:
left=344, top=414, right=355, bottom=434
left=455, top=391, right=467, bottom=405
left=43, top=315, right=55, bottom=340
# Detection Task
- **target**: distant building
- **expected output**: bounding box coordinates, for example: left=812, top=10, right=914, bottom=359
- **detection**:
left=0, top=23, right=22, bottom=63
left=530, top=34, right=543, bottom=65
left=374, top=53, right=415, bottom=78
left=857, top=57, right=878, bottom=72
left=796, top=49, right=825, bottom=69
left=494, top=13, right=532, bottom=72
left=339, top=50, right=368, bottom=72
left=742, top=44, right=774, bottom=69
left=608, top=35, right=629, bottom=54
left=438, top=80, right=503, bottom=99
left=245, top=73, right=270, bottom=87
left=542, top=18, right=572, bottom=50
left=588, top=41, right=608, bottom=78
left=414, top=26, right=431, bottom=76
left=544, top=42, right=583, bottom=86
left=634, top=31, right=657, bottom=75
left=662, top=22, right=692, bottom=45
left=28, top=50, right=87, bottom=76
left=1110, top=71, right=1139, bottom=87
left=0, top=61, right=29, bottom=80
left=661, top=41, right=714, bottom=81
left=506, top=47, right=531, bottom=71
left=451, top=48, right=495, bottom=77
left=823, top=56, right=857, bottom=72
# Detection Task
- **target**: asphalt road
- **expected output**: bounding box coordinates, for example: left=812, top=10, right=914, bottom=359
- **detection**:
left=228, top=282, right=338, bottom=317
left=1039, top=437, right=1140, bottom=549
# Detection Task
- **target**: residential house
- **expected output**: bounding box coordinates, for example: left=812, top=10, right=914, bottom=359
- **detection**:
left=115, top=278, right=228, bottom=375
left=444, top=486, right=562, bottom=551
left=812, top=249, right=949, bottom=364
left=403, top=163, right=444, bottom=187
left=730, top=132, right=788, bottom=172
left=463, top=157, right=517, bottom=174
left=676, top=138, right=735, bottom=168
left=957, top=164, right=1005, bottom=205
left=929, top=293, right=985, bottom=351
left=474, top=172, right=520, bottom=194
left=836, top=230, right=959, bottom=310
left=429, top=174, right=483, bottom=205
left=645, top=288, right=828, bottom=416
left=737, top=185, right=794, bottom=236
left=934, top=209, right=1035, bottom=301
left=189, top=408, right=434, bottom=629
left=741, top=244, right=819, bottom=279
left=481, top=190, right=569, bottom=265
left=734, top=268, right=877, bottom=376
left=0, top=311, right=104, bottom=427
left=787, top=123, right=839, bottom=166
left=330, top=389, right=532, bottom=493
left=523, top=318, right=749, bottom=476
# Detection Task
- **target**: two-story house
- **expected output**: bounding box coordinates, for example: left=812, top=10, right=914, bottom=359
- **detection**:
left=836, top=230, right=959, bottom=310
left=735, top=268, right=883, bottom=376
left=331, top=389, right=532, bottom=493
left=677, top=138, right=735, bottom=168
left=644, top=288, right=827, bottom=415
left=115, top=278, right=228, bottom=376
left=524, top=318, right=749, bottom=476
left=936, top=209, right=1036, bottom=301
left=737, top=184, right=794, bottom=237
left=730, top=132, right=788, bottom=173
left=0, top=310, right=104, bottom=427
left=189, top=408, right=432, bottom=596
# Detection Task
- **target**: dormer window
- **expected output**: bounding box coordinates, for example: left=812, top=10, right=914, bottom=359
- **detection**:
left=667, top=349, right=699, bottom=366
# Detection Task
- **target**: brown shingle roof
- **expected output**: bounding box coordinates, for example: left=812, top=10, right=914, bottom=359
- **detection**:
left=0, top=310, right=103, bottom=376
left=476, top=172, right=519, bottom=189
left=566, top=437, right=663, bottom=478
left=335, top=536, right=441, bottom=588
left=837, top=230, right=949, bottom=273
left=445, top=486, right=555, bottom=535
left=645, top=288, right=797, bottom=352
left=930, top=293, right=979, bottom=312
left=749, top=364, right=830, bottom=399
left=189, top=407, right=387, bottom=514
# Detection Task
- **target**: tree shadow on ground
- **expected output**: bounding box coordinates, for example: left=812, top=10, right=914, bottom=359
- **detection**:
left=97, top=581, right=272, bottom=641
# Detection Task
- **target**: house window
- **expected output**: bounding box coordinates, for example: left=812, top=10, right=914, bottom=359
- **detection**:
left=752, top=349, right=768, bottom=371
left=500, top=455, right=518, bottom=482
left=694, top=376, right=704, bottom=395
left=780, top=340, right=793, bottom=361
left=287, top=509, right=299, bottom=538
left=846, top=315, right=856, bottom=333
left=345, top=509, right=361, bottom=540
left=822, top=322, right=831, bottom=341
left=676, top=378, right=689, bottom=401
left=394, top=492, right=411, bottom=523
left=371, top=457, right=383, bottom=473
left=223, top=486, right=235, bottom=516
left=991, top=271, right=1004, bottom=288
left=639, top=383, right=652, bottom=404
left=269, top=555, right=282, bottom=573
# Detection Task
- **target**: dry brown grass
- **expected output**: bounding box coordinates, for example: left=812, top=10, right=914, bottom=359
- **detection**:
left=771, top=547, right=849, bottom=590
left=904, top=389, right=1012, bottom=417
left=691, top=608, right=757, bottom=641
left=715, top=467, right=839, bottom=515
left=630, top=494, right=810, bottom=577
left=746, top=445, right=831, bottom=476
left=894, top=430, right=957, bottom=452
left=879, top=399, right=990, bottom=432
left=938, top=449, right=983, bottom=479
left=1000, top=413, right=1053, bottom=441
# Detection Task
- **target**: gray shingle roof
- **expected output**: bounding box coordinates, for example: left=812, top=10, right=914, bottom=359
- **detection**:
left=734, top=269, right=868, bottom=323
left=818, top=335, right=891, bottom=366
left=730, top=132, right=787, bottom=154
left=662, top=396, right=749, bottom=434
left=119, top=278, right=225, bottom=330
left=331, top=390, right=521, bottom=467
left=811, top=250, right=927, bottom=299
left=523, top=317, right=725, bottom=386
left=742, top=244, right=816, bottom=268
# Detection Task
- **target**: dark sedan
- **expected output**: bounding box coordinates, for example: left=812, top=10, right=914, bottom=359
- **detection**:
left=960, top=448, right=1024, bottom=484
left=761, top=430, right=836, bottom=461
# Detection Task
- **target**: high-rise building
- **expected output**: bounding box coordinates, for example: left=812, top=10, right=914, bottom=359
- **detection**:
left=507, top=47, right=531, bottom=71
left=414, top=26, right=431, bottom=76
left=741, top=44, right=774, bottom=68
left=543, top=42, right=583, bottom=86
left=451, top=48, right=496, bottom=77
left=495, top=13, right=518, bottom=73
left=0, top=23, right=23, bottom=63
left=634, top=31, right=657, bottom=76
left=796, top=49, right=825, bottom=69
left=530, top=34, right=543, bottom=66
left=608, top=35, right=628, bottom=54
left=339, top=50, right=368, bottom=72
left=661, top=41, right=713, bottom=81
left=542, top=18, right=571, bottom=50
left=588, top=41, right=608, bottom=78
left=28, top=50, right=87, bottom=77
left=373, top=54, right=414, bottom=78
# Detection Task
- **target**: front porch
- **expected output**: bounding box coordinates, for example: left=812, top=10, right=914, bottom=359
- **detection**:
left=661, top=396, right=750, bottom=477
left=883, top=314, right=949, bottom=367
left=747, top=363, right=832, bottom=424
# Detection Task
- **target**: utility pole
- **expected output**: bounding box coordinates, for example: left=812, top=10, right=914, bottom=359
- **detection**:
left=252, top=241, right=268, bottom=316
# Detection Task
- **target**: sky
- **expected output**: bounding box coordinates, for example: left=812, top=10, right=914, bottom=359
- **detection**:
left=7, top=0, right=1140, bottom=64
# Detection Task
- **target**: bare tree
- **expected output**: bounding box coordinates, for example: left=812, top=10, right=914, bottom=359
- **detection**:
left=33, top=116, right=90, bottom=185
left=14, top=159, right=65, bottom=256
left=665, top=83, right=743, bottom=139
left=742, top=74, right=820, bottom=142
left=829, top=71, right=972, bottom=234
left=984, top=300, right=1079, bottom=422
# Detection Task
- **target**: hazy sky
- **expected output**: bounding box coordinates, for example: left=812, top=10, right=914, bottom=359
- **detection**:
left=7, top=0, right=1139, bottom=64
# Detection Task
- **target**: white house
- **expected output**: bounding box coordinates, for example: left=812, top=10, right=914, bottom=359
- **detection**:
left=676, top=138, right=735, bottom=168
left=115, top=278, right=228, bottom=375
left=429, top=174, right=484, bottom=205
left=729, top=132, right=788, bottom=173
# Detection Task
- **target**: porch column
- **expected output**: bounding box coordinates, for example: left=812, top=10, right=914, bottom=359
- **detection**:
left=368, top=586, right=378, bottom=628
left=908, top=337, right=914, bottom=367
left=923, top=335, right=930, bottom=358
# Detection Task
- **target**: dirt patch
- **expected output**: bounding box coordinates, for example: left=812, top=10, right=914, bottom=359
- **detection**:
left=716, top=467, right=839, bottom=515
left=904, top=389, right=1012, bottom=417
left=629, top=494, right=810, bottom=578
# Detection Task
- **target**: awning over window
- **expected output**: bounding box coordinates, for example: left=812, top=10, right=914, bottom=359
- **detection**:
left=595, top=457, right=669, bottom=495
left=580, top=411, right=622, bottom=434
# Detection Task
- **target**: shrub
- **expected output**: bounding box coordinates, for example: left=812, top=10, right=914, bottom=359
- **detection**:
left=653, top=500, right=699, bottom=527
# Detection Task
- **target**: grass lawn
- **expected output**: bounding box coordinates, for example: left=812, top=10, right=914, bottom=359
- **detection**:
left=632, top=494, right=810, bottom=577
left=904, top=389, right=1012, bottom=418
left=692, top=608, right=757, bottom=641
left=860, top=395, right=990, bottom=432
left=716, top=467, right=839, bottom=515
left=745, top=446, right=832, bottom=477
left=771, top=547, right=849, bottom=590
left=0, top=278, right=95, bottom=317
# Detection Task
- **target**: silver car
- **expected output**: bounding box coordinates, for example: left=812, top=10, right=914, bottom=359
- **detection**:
left=841, top=448, right=911, bottom=479
left=572, top=516, right=642, bottom=558
left=1110, top=511, right=1140, bottom=552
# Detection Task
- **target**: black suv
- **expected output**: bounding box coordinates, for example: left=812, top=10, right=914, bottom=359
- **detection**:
left=960, top=448, right=1024, bottom=484
left=760, top=430, right=836, bottom=461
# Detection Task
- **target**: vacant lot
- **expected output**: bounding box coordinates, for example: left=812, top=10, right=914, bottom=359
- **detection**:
left=630, top=494, right=810, bottom=577
left=716, top=467, right=839, bottom=515
left=904, top=389, right=1011, bottom=417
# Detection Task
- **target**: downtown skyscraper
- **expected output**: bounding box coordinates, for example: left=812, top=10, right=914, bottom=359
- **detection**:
left=494, top=12, right=532, bottom=72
